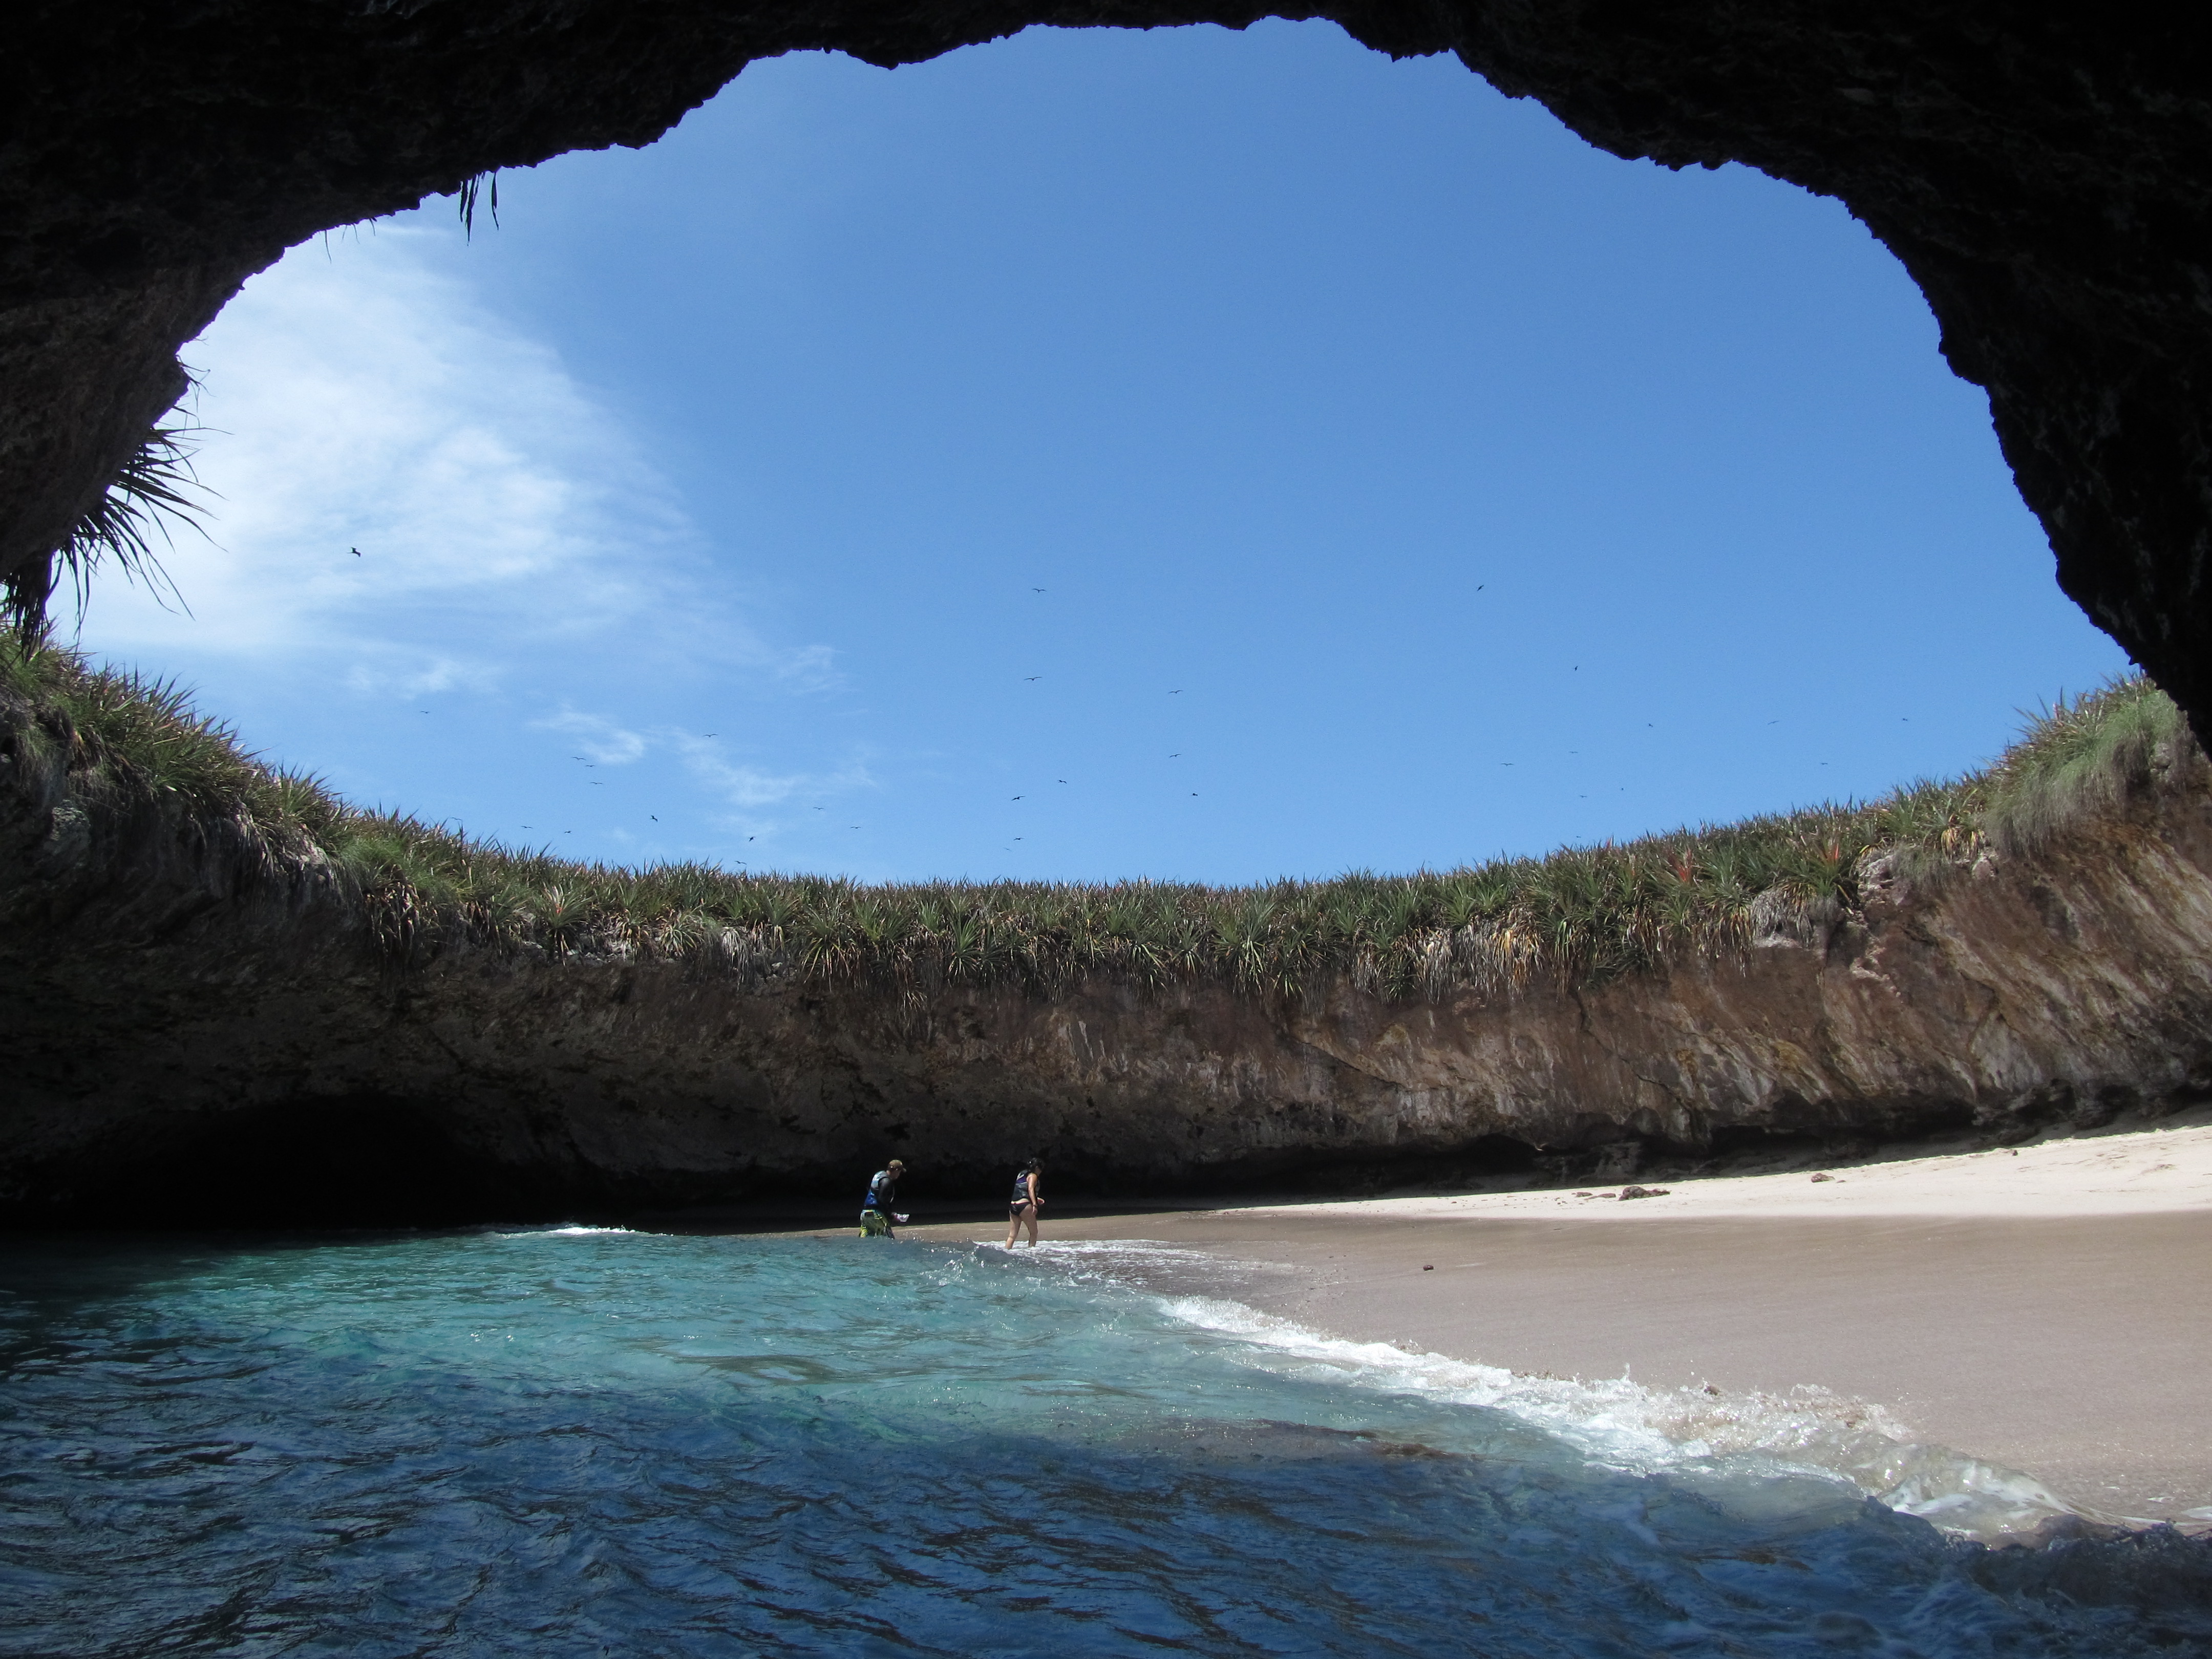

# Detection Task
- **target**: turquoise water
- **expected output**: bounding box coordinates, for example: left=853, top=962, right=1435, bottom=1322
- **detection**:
left=3, top=1228, right=2206, bottom=1656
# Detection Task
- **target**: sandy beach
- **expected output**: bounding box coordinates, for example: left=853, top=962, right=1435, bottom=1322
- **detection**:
left=903, top=1119, right=2212, bottom=1526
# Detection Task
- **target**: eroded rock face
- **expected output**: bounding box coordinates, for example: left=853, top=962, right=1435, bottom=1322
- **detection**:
left=7, top=697, right=2212, bottom=1226
left=6, top=5, right=2211, bottom=724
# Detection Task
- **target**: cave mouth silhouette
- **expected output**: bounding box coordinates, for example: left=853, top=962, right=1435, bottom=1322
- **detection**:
left=9, top=1092, right=1550, bottom=1231
left=4, top=7, right=2208, bottom=740
left=5, top=7, right=2209, bottom=1240
left=27, top=1098, right=558, bottom=1232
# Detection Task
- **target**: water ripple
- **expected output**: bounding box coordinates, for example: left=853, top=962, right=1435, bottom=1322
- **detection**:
left=2, top=1229, right=2205, bottom=1656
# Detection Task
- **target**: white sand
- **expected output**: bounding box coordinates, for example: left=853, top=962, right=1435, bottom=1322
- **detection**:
left=910, top=1120, right=2212, bottom=1522
left=1229, top=1120, right=2212, bottom=1223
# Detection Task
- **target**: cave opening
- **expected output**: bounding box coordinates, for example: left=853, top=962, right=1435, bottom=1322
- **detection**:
left=9, top=6, right=2205, bottom=741
left=61, top=20, right=2126, bottom=892
left=25, top=1099, right=565, bottom=1232
left=3, top=7, right=2206, bottom=1229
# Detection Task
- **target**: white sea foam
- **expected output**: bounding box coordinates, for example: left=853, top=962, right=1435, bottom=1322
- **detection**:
left=980, top=1239, right=1242, bottom=1272
left=1153, top=1291, right=2110, bottom=1543
left=497, top=1224, right=635, bottom=1238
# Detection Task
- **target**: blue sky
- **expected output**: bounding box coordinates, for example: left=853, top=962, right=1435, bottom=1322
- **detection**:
left=81, top=22, right=2128, bottom=884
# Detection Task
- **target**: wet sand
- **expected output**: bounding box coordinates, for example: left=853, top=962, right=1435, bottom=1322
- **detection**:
left=903, top=1122, right=2212, bottom=1524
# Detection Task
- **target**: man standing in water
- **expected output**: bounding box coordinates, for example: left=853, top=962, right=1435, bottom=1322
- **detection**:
left=859, top=1159, right=907, bottom=1238
left=1004, top=1159, right=1044, bottom=1248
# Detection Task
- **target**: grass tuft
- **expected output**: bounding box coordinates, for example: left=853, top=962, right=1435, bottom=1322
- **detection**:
left=1979, top=675, right=2191, bottom=853
left=5, top=424, right=208, bottom=636
left=1, top=636, right=2191, bottom=1001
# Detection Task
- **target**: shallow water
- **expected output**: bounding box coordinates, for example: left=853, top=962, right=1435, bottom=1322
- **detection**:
left=3, top=1228, right=2206, bottom=1656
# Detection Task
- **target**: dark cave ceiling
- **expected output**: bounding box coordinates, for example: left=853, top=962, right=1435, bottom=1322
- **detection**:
left=4, top=3, right=2207, bottom=729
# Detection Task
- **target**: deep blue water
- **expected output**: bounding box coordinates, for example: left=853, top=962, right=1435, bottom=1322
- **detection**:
left=2, top=1228, right=2206, bottom=1656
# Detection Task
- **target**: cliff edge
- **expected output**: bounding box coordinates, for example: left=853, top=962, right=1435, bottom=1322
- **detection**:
left=4, top=646, right=2209, bottom=1225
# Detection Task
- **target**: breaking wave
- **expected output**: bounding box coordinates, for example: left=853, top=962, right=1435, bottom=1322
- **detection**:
left=2, top=1226, right=2205, bottom=1656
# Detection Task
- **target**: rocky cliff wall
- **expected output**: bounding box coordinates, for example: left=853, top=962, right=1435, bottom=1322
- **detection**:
left=8, top=686, right=2212, bottom=1227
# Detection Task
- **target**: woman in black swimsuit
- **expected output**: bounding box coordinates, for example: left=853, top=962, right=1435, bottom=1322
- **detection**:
left=1004, top=1158, right=1044, bottom=1248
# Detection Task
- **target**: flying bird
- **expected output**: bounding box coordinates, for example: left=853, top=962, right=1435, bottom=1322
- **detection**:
left=349, top=547, right=361, bottom=557
left=1168, top=689, right=1182, bottom=695
left=1032, top=587, right=1046, bottom=593
left=1057, top=779, right=1067, bottom=784
left=1169, top=752, right=1180, bottom=758
left=1012, top=795, right=1023, bottom=800
left=650, top=815, right=658, bottom=821
left=1025, top=676, right=1042, bottom=682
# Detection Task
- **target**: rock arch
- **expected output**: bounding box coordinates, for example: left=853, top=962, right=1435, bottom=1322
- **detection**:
left=5, top=4, right=2208, bottom=727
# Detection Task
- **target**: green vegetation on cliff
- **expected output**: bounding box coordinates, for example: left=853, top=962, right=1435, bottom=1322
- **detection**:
left=1, top=631, right=2194, bottom=1001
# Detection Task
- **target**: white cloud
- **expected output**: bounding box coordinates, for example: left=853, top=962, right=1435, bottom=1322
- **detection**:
left=62, top=217, right=888, bottom=871
left=673, top=732, right=875, bottom=822
left=519, top=707, right=873, bottom=811
left=76, top=225, right=833, bottom=695
left=533, top=707, right=650, bottom=765
left=344, top=648, right=503, bottom=699
left=772, top=643, right=841, bottom=692
left=519, top=703, right=874, bottom=832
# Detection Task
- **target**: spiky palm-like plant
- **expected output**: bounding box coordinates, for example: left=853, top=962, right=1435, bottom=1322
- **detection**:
left=1, top=628, right=2191, bottom=1003
left=456, top=172, right=500, bottom=236
left=5, top=423, right=207, bottom=637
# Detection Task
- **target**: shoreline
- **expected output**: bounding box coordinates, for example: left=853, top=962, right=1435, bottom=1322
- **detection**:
left=895, top=1120, right=2212, bottom=1527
